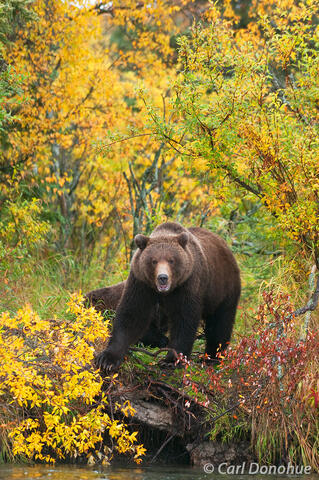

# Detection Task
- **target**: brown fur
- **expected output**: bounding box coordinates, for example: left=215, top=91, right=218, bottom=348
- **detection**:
left=85, top=282, right=125, bottom=313
left=85, top=283, right=168, bottom=348
left=95, top=222, right=241, bottom=370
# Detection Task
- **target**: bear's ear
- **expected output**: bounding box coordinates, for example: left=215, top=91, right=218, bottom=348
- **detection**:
left=134, top=234, right=149, bottom=250
left=177, top=232, right=189, bottom=249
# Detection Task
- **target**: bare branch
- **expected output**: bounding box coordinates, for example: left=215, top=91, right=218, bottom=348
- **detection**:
left=294, top=266, right=319, bottom=317
left=97, top=133, right=154, bottom=151
left=150, top=435, right=174, bottom=463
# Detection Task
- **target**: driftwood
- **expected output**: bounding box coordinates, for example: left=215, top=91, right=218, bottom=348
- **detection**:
left=127, top=400, right=175, bottom=432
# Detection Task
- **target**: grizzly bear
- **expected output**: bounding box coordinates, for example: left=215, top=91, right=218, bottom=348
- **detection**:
left=86, top=282, right=125, bottom=313
left=95, top=222, right=241, bottom=370
left=85, top=283, right=168, bottom=348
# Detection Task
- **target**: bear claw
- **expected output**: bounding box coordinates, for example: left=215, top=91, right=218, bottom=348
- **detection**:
left=95, top=350, right=123, bottom=373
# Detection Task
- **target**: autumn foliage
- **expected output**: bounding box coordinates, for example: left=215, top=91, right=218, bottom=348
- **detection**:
left=178, top=292, right=319, bottom=469
left=146, top=0, right=319, bottom=261
left=1, top=0, right=318, bottom=265
left=0, top=0, right=319, bottom=470
left=0, top=294, right=145, bottom=464
left=1, top=0, right=204, bottom=260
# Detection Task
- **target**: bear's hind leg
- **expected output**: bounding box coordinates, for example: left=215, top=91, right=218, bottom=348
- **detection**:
left=204, top=301, right=238, bottom=360
left=140, top=306, right=168, bottom=348
left=163, top=296, right=201, bottom=364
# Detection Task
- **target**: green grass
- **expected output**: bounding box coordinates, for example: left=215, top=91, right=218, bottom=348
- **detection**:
left=0, top=249, right=124, bottom=316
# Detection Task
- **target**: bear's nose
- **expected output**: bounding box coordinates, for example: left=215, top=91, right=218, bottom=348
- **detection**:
left=158, top=274, right=168, bottom=285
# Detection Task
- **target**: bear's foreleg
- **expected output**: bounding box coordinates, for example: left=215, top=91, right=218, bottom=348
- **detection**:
left=86, top=283, right=168, bottom=348
left=95, top=275, right=157, bottom=371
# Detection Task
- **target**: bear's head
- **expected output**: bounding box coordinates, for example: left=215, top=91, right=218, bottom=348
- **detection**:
left=132, top=232, right=194, bottom=294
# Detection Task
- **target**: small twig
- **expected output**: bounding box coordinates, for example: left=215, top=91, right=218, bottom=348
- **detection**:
left=149, top=380, right=192, bottom=401
left=150, top=434, right=174, bottom=463
left=97, top=133, right=154, bottom=150
left=149, top=379, right=216, bottom=415
left=64, top=86, right=94, bottom=120
left=129, top=346, right=178, bottom=358
left=203, top=402, right=241, bottom=437
left=158, top=387, right=182, bottom=410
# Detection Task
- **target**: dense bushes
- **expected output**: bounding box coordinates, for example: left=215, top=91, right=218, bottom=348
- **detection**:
left=0, top=294, right=145, bottom=464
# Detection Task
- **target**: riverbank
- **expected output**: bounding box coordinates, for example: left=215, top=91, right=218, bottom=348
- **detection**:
left=98, top=294, right=319, bottom=471
left=0, top=293, right=318, bottom=471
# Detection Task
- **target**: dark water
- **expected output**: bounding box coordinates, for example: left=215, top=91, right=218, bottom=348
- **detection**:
left=0, top=465, right=318, bottom=480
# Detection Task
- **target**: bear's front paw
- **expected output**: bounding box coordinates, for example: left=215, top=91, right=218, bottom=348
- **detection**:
left=159, top=349, right=184, bottom=369
left=95, top=349, right=124, bottom=373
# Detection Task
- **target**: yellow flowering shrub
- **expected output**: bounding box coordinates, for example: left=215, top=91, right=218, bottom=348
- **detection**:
left=0, top=293, right=145, bottom=464
left=0, top=198, right=50, bottom=250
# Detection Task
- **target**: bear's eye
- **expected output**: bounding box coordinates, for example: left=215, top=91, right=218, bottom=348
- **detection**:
left=152, top=259, right=158, bottom=265
left=168, top=259, right=174, bottom=264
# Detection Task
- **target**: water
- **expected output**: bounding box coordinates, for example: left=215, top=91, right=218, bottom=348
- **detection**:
left=0, top=465, right=318, bottom=480
left=0, top=465, right=207, bottom=480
